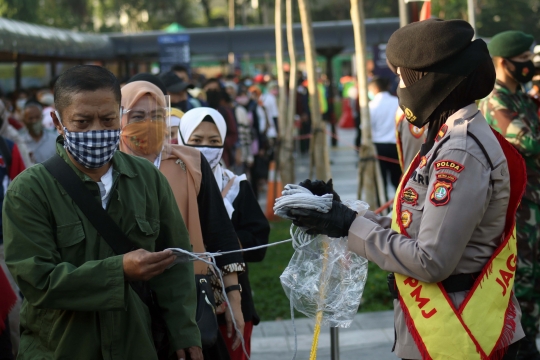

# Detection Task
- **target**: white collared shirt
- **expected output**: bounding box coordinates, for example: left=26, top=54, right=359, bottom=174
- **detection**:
left=369, top=91, right=399, bottom=144
left=97, top=166, right=114, bottom=209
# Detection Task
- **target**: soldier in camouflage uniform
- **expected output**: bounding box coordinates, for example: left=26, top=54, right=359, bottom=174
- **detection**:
left=480, top=30, right=540, bottom=359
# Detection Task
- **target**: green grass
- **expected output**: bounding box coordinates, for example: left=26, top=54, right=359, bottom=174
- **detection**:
left=249, top=220, right=393, bottom=321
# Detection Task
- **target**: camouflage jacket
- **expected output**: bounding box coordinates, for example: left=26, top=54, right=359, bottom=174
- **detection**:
left=480, top=81, right=540, bottom=203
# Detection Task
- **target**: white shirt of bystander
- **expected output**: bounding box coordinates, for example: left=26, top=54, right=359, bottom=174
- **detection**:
left=369, top=91, right=399, bottom=144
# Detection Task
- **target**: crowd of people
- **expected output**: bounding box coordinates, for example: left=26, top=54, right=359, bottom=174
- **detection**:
left=1, top=17, right=540, bottom=360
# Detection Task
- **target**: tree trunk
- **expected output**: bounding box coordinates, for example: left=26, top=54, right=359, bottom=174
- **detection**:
left=279, top=0, right=297, bottom=185
left=298, top=0, right=331, bottom=181
left=200, top=0, right=212, bottom=26
left=275, top=0, right=291, bottom=185
left=351, top=0, right=386, bottom=208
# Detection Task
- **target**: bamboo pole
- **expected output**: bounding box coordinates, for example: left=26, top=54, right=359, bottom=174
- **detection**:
left=275, top=0, right=287, bottom=149
left=298, top=0, right=331, bottom=181
left=279, top=0, right=298, bottom=185
left=351, top=0, right=386, bottom=208
left=467, top=0, right=476, bottom=38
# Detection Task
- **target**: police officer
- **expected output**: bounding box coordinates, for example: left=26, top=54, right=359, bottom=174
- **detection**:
left=291, top=19, right=526, bottom=359
left=480, top=30, right=540, bottom=359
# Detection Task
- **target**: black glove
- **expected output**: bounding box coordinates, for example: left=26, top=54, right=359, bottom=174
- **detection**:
left=299, top=178, right=341, bottom=202
left=288, top=201, right=357, bottom=238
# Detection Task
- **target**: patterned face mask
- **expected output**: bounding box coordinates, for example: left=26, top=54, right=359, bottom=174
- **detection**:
left=56, top=111, right=120, bottom=169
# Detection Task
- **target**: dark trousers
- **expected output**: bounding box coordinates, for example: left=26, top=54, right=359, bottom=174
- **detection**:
left=374, top=143, right=401, bottom=193
left=0, top=318, right=13, bottom=360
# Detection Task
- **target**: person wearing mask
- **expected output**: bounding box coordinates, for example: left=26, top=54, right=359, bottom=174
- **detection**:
left=119, top=80, right=245, bottom=360
left=13, top=91, right=28, bottom=122
left=37, top=88, right=56, bottom=130
left=0, top=101, right=32, bottom=168
left=479, top=30, right=540, bottom=359
left=234, top=90, right=255, bottom=175
left=19, top=102, right=57, bottom=164
left=203, top=79, right=238, bottom=167
left=179, top=107, right=269, bottom=360
left=3, top=65, right=202, bottom=360
left=290, top=19, right=526, bottom=360
left=160, top=71, right=195, bottom=113
left=247, top=86, right=273, bottom=198
left=368, top=77, right=401, bottom=195
left=172, top=65, right=203, bottom=108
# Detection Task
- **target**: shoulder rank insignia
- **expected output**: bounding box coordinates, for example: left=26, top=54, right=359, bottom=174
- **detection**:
left=409, top=123, right=425, bottom=139
left=435, top=124, right=448, bottom=142
left=401, top=210, right=413, bottom=229
left=430, top=177, right=454, bottom=206
left=435, top=160, right=464, bottom=173
left=402, top=187, right=419, bottom=206
left=419, top=156, right=427, bottom=169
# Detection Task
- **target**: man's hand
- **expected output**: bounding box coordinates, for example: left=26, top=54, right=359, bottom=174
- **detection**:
left=224, top=290, right=245, bottom=351
left=123, top=249, right=176, bottom=282
left=176, top=346, right=203, bottom=360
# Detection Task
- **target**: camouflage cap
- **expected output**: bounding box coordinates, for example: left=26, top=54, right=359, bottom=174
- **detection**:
left=487, top=30, right=534, bottom=58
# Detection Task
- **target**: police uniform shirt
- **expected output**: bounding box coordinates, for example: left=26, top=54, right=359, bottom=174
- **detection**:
left=347, top=104, right=525, bottom=359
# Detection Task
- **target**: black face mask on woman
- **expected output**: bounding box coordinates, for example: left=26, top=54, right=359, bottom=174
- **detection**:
left=396, top=71, right=466, bottom=128
left=505, top=59, right=535, bottom=84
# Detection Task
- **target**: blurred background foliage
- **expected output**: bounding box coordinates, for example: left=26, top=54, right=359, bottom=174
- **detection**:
left=0, top=0, right=538, bottom=40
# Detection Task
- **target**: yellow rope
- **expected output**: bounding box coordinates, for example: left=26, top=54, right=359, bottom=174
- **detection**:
left=309, top=240, right=330, bottom=360
left=309, top=312, right=323, bottom=360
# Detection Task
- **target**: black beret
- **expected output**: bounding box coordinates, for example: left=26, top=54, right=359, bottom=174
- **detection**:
left=487, top=31, right=534, bottom=58
left=386, top=19, right=474, bottom=70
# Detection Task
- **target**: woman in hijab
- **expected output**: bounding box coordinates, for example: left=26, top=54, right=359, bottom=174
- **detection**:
left=179, top=107, right=270, bottom=360
left=119, top=81, right=245, bottom=360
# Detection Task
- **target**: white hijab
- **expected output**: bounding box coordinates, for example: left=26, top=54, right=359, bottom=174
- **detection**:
left=178, top=107, right=246, bottom=218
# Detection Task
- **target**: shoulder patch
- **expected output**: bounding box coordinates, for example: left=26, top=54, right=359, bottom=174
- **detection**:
left=402, top=187, right=419, bottom=206
left=401, top=210, right=413, bottom=229
left=435, top=124, right=448, bottom=142
left=436, top=173, right=457, bottom=183
left=434, top=160, right=464, bottom=173
left=419, top=156, right=427, bottom=169
left=430, top=177, right=453, bottom=207
left=409, top=123, right=425, bottom=139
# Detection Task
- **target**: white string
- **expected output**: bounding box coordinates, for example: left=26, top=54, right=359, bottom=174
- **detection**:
left=169, top=234, right=307, bottom=360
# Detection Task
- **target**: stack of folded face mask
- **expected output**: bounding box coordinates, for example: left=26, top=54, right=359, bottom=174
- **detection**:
left=273, top=184, right=334, bottom=220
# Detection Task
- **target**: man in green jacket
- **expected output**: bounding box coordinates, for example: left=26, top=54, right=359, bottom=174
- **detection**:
left=2, top=65, right=202, bottom=360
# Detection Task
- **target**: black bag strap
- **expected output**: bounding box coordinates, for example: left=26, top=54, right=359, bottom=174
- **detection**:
left=0, top=137, right=12, bottom=173
left=42, top=154, right=149, bottom=303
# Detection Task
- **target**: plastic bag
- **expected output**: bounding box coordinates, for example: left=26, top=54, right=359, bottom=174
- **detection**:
left=280, top=200, right=369, bottom=328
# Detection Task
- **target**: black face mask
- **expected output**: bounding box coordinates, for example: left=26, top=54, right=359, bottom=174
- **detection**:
left=171, top=100, right=188, bottom=112
left=505, top=59, right=535, bottom=84
left=396, top=71, right=465, bottom=128
left=206, top=90, right=221, bottom=109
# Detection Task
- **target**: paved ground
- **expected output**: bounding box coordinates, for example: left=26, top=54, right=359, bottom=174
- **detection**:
left=253, top=128, right=399, bottom=359
left=251, top=310, right=396, bottom=360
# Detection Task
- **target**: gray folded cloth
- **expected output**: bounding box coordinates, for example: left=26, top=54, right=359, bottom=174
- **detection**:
left=273, top=184, right=333, bottom=220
